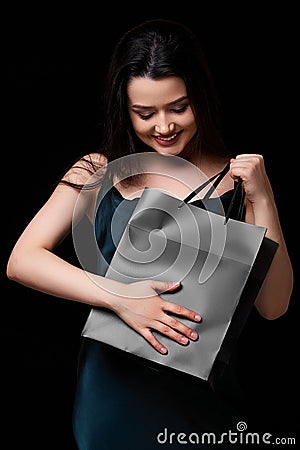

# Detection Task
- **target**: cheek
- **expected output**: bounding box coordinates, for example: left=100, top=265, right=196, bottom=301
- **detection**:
left=184, top=111, right=197, bottom=129
left=131, top=118, right=150, bottom=136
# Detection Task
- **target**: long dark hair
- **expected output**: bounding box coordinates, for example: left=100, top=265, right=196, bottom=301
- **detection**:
left=60, top=19, right=229, bottom=189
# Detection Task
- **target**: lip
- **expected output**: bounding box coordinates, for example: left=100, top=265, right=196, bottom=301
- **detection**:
left=153, top=130, right=183, bottom=147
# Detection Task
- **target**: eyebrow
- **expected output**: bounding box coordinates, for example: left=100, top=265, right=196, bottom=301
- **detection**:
left=130, top=96, right=188, bottom=109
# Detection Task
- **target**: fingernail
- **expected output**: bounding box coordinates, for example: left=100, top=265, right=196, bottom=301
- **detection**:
left=180, top=336, right=188, bottom=344
left=171, top=281, right=180, bottom=287
left=194, top=314, right=201, bottom=321
left=160, top=347, right=167, bottom=354
left=190, top=331, right=198, bottom=340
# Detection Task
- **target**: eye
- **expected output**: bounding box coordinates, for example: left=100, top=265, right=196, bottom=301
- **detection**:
left=171, top=105, right=189, bottom=114
left=138, top=112, right=154, bottom=120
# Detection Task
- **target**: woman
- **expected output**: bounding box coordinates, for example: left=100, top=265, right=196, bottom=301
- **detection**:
left=7, top=19, right=293, bottom=449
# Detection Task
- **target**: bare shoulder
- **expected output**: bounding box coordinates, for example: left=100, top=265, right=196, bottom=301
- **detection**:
left=61, top=152, right=108, bottom=186
left=82, top=152, right=108, bottom=167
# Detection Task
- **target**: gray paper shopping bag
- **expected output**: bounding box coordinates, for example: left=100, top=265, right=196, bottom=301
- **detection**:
left=82, top=165, right=278, bottom=384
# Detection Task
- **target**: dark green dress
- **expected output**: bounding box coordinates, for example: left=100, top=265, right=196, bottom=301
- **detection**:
left=72, top=177, right=246, bottom=450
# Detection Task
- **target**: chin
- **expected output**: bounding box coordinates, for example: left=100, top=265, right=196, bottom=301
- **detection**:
left=154, top=147, right=183, bottom=156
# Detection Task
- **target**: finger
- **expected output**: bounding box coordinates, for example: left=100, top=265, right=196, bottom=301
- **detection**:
left=162, top=301, right=202, bottom=323
left=141, top=329, right=168, bottom=354
left=154, top=322, right=191, bottom=346
left=234, top=153, right=263, bottom=160
left=163, top=315, right=199, bottom=341
left=151, top=280, right=181, bottom=294
left=230, top=160, right=252, bottom=181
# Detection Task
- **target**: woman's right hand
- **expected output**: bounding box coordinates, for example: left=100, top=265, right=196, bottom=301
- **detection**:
left=110, top=279, right=202, bottom=354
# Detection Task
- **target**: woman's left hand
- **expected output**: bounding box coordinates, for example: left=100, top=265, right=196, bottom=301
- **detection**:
left=229, top=154, right=273, bottom=205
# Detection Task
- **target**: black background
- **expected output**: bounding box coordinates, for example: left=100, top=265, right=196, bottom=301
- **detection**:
left=2, top=5, right=298, bottom=449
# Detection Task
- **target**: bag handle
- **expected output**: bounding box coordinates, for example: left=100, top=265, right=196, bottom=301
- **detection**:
left=178, top=161, right=245, bottom=223
left=224, top=178, right=245, bottom=223
left=180, top=161, right=231, bottom=204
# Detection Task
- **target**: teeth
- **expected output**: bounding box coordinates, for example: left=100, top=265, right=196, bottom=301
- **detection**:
left=157, top=133, right=177, bottom=141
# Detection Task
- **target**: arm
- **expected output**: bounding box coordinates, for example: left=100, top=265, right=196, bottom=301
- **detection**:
left=230, top=154, right=293, bottom=319
left=6, top=156, right=201, bottom=353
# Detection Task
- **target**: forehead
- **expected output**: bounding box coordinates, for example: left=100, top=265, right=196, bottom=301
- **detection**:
left=127, top=77, right=187, bottom=106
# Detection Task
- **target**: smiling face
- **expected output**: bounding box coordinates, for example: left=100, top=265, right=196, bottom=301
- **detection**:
left=127, top=76, right=197, bottom=157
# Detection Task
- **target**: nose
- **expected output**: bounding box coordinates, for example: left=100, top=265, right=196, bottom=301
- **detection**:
left=154, top=119, right=175, bottom=135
